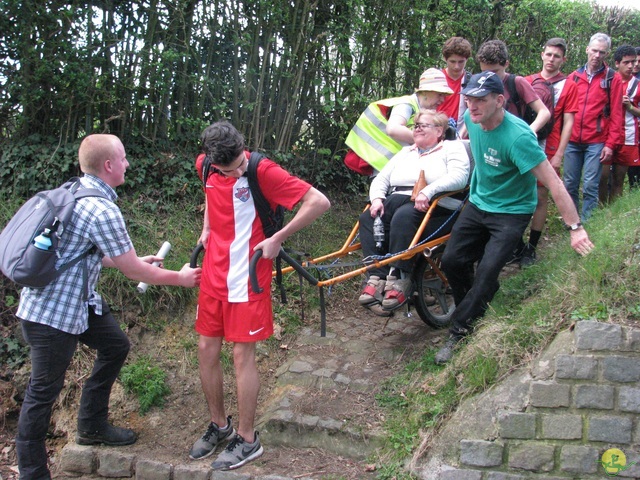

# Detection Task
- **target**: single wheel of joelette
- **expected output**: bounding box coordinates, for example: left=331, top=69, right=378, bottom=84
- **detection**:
left=412, top=245, right=455, bottom=329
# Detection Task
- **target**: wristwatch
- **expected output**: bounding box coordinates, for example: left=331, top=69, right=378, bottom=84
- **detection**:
left=566, top=222, right=583, bottom=231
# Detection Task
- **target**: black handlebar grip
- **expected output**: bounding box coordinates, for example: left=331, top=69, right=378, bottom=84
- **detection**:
left=190, top=243, right=205, bottom=268
left=250, top=248, right=319, bottom=294
left=249, top=249, right=264, bottom=293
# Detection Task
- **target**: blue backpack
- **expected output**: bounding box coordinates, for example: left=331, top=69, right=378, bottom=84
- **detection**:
left=0, top=178, right=107, bottom=288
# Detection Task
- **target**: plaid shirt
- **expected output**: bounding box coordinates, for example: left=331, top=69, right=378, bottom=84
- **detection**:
left=16, top=175, right=133, bottom=334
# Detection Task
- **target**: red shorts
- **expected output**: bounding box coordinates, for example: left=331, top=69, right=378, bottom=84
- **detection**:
left=195, top=290, right=273, bottom=342
left=603, top=144, right=640, bottom=167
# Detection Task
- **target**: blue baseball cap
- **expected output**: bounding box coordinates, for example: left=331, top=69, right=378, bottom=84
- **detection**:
left=461, top=71, right=504, bottom=97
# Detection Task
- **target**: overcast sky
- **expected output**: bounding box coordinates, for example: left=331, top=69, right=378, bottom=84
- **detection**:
left=594, top=0, right=639, bottom=9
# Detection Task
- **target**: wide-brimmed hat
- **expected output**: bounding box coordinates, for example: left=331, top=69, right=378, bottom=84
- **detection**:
left=416, top=68, right=454, bottom=94
left=460, top=71, right=504, bottom=97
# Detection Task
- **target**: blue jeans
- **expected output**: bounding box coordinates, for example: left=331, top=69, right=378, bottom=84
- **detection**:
left=16, top=301, right=130, bottom=480
left=563, top=142, right=604, bottom=221
left=441, top=203, right=531, bottom=338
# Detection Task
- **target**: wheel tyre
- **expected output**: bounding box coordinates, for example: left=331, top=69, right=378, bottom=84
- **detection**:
left=412, top=249, right=455, bottom=328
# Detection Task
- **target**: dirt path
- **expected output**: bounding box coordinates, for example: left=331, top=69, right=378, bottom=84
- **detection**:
left=0, top=284, right=447, bottom=479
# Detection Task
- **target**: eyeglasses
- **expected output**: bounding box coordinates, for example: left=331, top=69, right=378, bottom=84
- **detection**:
left=414, top=123, right=440, bottom=131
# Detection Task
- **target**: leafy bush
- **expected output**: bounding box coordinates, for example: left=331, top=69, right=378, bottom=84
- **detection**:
left=0, top=333, right=29, bottom=372
left=0, top=135, right=203, bottom=201
left=120, top=355, right=170, bottom=415
left=274, top=149, right=369, bottom=197
left=0, top=135, right=81, bottom=197
left=0, top=134, right=367, bottom=203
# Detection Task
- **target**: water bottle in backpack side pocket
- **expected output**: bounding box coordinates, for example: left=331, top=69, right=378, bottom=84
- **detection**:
left=33, top=228, right=53, bottom=251
left=373, top=215, right=385, bottom=251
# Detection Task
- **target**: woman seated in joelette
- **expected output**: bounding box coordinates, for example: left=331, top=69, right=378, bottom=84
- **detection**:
left=358, top=109, right=470, bottom=316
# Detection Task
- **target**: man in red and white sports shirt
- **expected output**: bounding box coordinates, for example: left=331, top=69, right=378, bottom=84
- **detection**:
left=437, top=36, right=473, bottom=132
left=601, top=44, right=639, bottom=203
left=519, top=38, right=579, bottom=266
left=191, top=120, right=330, bottom=470
left=627, top=46, right=640, bottom=189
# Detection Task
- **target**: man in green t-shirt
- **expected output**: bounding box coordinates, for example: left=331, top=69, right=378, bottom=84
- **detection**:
left=435, top=71, right=594, bottom=365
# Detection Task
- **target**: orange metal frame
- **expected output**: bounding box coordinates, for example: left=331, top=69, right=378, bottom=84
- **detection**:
left=272, top=189, right=466, bottom=286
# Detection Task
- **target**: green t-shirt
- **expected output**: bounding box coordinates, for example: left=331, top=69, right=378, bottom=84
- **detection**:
left=465, top=110, right=547, bottom=214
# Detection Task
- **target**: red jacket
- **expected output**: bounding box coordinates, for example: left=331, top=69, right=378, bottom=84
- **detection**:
left=569, top=64, right=621, bottom=148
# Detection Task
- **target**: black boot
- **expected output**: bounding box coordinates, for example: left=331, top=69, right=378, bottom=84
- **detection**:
left=76, top=423, right=137, bottom=446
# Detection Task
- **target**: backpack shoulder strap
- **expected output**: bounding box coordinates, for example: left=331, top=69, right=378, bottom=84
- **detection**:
left=462, top=70, right=472, bottom=88
left=73, top=188, right=108, bottom=201
left=200, top=153, right=212, bottom=187
left=605, top=66, right=615, bottom=87
left=246, top=152, right=289, bottom=302
left=603, top=67, right=616, bottom=117
left=246, top=152, right=278, bottom=238
left=65, top=177, right=109, bottom=201
left=60, top=178, right=107, bottom=299
left=505, top=73, right=521, bottom=113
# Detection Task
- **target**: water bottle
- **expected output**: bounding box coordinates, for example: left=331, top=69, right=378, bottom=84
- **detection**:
left=33, top=228, right=53, bottom=251
left=373, top=215, right=385, bottom=251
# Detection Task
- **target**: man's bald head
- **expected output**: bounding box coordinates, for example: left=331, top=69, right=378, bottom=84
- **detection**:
left=78, top=134, right=123, bottom=175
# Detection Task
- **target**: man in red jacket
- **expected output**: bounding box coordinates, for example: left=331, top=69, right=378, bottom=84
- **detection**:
left=520, top=38, right=579, bottom=266
left=563, top=33, right=617, bottom=221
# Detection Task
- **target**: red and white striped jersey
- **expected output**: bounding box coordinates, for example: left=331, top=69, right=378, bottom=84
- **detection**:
left=196, top=152, right=311, bottom=302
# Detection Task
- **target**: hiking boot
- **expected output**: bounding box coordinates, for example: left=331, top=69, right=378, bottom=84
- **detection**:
left=381, top=276, right=412, bottom=310
left=189, top=416, right=235, bottom=460
left=434, top=336, right=461, bottom=365
left=358, top=275, right=386, bottom=306
left=76, top=423, right=137, bottom=446
left=519, top=243, right=537, bottom=268
left=211, top=432, right=264, bottom=471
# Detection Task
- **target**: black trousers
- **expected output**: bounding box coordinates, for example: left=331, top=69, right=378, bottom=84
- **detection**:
left=360, top=193, right=456, bottom=278
left=442, top=203, right=531, bottom=338
left=16, top=301, right=130, bottom=480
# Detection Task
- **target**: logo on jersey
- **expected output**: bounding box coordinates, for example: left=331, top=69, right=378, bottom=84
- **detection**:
left=235, top=187, right=251, bottom=202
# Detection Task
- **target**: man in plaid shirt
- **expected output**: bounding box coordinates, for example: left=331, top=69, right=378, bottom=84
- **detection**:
left=15, top=134, right=201, bottom=480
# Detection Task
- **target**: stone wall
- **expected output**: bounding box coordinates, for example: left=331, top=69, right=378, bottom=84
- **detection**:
left=418, top=320, right=640, bottom=479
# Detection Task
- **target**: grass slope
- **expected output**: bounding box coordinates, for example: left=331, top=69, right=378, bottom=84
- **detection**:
left=372, top=190, right=640, bottom=479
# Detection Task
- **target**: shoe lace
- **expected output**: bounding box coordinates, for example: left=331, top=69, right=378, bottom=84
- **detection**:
left=225, top=434, right=243, bottom=452
left=202, top=423, right=218, bottom=442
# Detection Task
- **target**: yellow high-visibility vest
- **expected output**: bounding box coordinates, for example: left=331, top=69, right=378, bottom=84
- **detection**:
left=345, top=95, right=420, bottom=171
